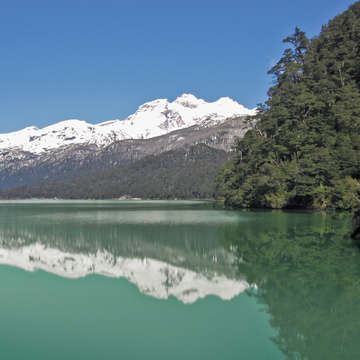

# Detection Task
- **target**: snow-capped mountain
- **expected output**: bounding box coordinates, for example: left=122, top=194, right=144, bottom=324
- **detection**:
left=0, top=94, right=257, bottom=194
left=0, top=243, right=249, bottom=304
left=0, top=94, right=256, bottom=154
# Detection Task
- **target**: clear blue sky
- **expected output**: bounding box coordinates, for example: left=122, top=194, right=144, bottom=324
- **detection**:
left=0, top=0, right=356, bottom=132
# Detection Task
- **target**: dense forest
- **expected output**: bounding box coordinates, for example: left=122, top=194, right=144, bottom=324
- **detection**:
left=216, top=2, right=360, bottom=210
left=0, top=144, right=228, bottom=199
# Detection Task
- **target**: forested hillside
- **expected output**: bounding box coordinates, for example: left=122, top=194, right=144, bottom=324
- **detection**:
left=217, top=2, right=360, bottom=209
left=0, top=144, right=228, bottom=199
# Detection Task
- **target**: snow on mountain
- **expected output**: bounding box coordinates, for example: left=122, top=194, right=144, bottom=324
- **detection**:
left=0, top=243, right=249, bottom=304
left=0, top=94, right=256, bottom=154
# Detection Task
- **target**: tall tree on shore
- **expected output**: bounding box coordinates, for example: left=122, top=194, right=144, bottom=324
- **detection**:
left=217, top=2, right=360, bottom=210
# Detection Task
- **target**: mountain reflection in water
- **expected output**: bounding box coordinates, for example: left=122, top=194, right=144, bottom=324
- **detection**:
left=0, top=201, right=249, bottom=304
left=0, top=201, right=359, bottom=359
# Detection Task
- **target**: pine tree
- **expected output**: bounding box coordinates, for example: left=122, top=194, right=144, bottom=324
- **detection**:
left=217, top=2, right=360, bottom=210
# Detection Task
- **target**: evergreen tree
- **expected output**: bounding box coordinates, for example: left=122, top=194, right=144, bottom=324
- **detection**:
left=217, top=2, right=360, bottom=210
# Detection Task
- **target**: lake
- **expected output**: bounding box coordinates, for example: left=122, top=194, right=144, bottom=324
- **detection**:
left=0, top=200, right=359, bottom=359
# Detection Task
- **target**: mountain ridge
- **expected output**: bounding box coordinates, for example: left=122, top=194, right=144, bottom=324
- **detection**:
left=0, top=116, right=253, bottom=192
left=0, top=94, right=257, bottom=198
left=0, top=94, right=256, bottom=154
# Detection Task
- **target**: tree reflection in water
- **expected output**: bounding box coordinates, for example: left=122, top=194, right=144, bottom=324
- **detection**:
left=222, top=211, right=360, bottom=360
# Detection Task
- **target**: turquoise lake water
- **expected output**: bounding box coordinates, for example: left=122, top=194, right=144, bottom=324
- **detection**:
left=0, top=200, right=359, bottom=359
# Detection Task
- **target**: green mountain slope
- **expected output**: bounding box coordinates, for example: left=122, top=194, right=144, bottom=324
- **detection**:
left=217, top=2, right=360, bottom=209
left=0, top=144, right=229, bottom=199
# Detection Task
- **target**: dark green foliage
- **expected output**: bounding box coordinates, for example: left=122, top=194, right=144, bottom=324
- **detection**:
left=221, top=211, right=360, bottom=359
left=0, top=144, right=229, bottom=199
left=217, top=2, right=360, bottom=209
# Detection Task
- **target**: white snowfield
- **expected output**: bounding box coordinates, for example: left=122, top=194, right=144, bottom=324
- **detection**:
left=0, top=94, right=256, bottom=154
left=0, top=243, right=249, bottom=304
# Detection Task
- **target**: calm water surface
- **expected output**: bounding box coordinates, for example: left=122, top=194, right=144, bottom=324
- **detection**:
left=0, top=200, right=359, bottom=359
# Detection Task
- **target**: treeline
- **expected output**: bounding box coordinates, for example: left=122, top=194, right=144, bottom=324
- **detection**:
left=217, top=2, right=360, bottom=209
left=0, top=144, right=229, bottom=200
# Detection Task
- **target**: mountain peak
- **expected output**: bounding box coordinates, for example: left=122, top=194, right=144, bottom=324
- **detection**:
left=0, top=94, right=256, bottom=154
left=216, top=96, right=236, bottom=104
left=43, top=119, right=90, bottom=130
left=24, top=126, right=39, bottom=131
left=174, top=93, right=205, bottom=108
